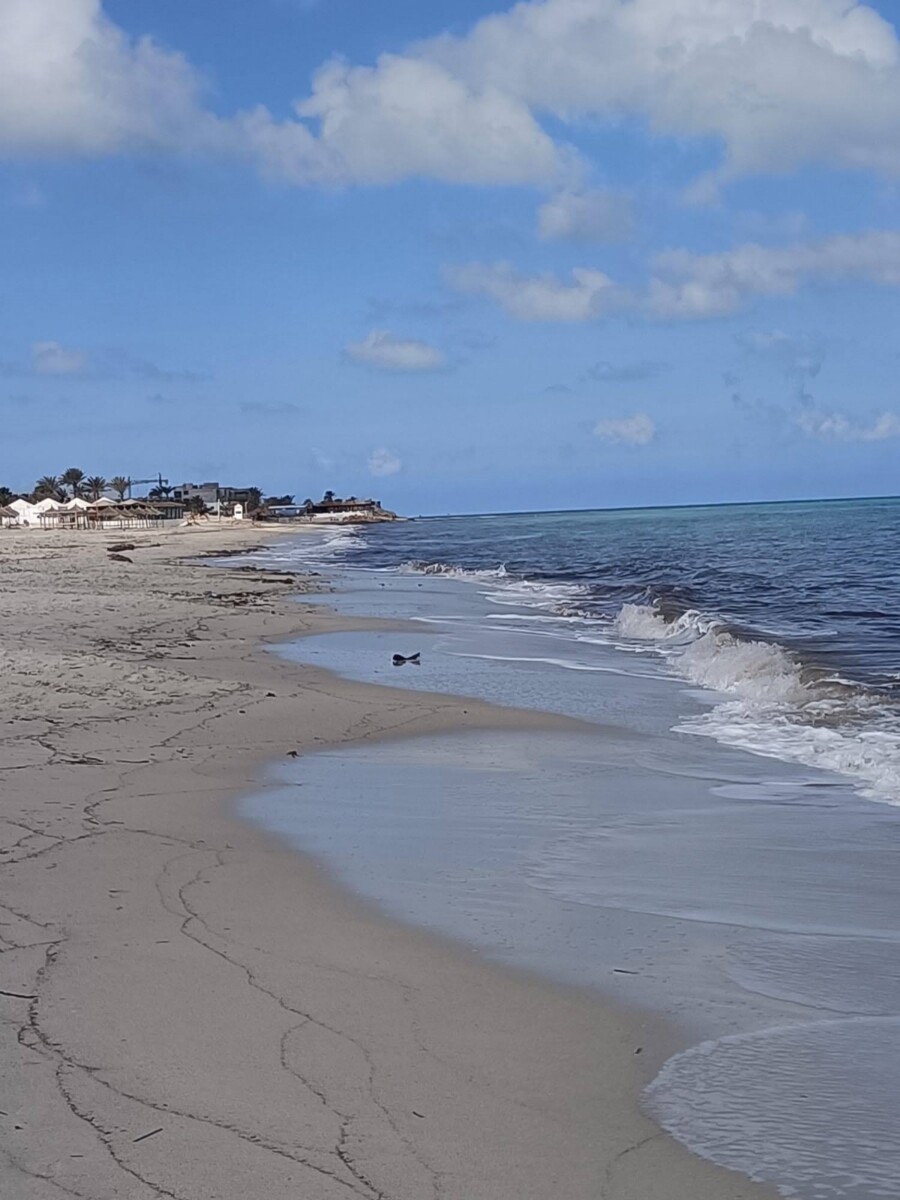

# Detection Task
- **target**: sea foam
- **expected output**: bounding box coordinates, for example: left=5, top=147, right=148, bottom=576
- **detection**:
left=613, top=603, right=900, bottom=804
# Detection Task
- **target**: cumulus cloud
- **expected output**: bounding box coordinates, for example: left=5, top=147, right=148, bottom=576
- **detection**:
left=0, top=0, right=211, bottom=158
left=446, top=262, right=627, bottom=322
left=449, top=231, right=900, bottom=324
left=368, top=447, right=402, bottom=476
left=31, top=340, right=89, bottom=375
left=0, top=0, right=562, bottom=186
left=594, top=414, right=656, bottom=444
left=345, top=330, right=446, bottom=372
left=796, top=410, right=900, bottom=442
left=4, top=1, right=900, bottom=192
left=427, top=0, right=900, bottom=186
left=538, top=187, right=634, bottom=243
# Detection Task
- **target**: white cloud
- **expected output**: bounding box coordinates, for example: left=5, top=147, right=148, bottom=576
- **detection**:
left=275, top=56, right=563, bottom=186
left=428, top=0, right=900, bottom=185
left=446, top=262, right=628, bottom=322
left=0, top=0, right=210, bottom=157
left=31, top=340, right=89, bottom=375
left=646, top=231, right=900, bottom=318
left=538, top=187, right=634, bottom=243
left=4, top=1, right=900, bottom=191
left=368, top=447, right=402, bottom=476
left=796, top=410, right=900, bottom=442
left=0, top=0, right=563, bottom=186
left=593, top=414, right=656, bottom=444
left=345, top=330, right=446, bottom=372
left=449, top=231, right=900, bottom=323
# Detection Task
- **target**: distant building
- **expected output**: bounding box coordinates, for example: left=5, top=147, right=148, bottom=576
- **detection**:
left=172, top=481, right=220, bottom=507
left=218, top=487, right=259, bottom=509
left=170, top=483, right=258, bottom=512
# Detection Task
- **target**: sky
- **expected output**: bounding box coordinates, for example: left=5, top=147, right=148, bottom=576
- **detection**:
left=1, top=0, right=899, bottom=515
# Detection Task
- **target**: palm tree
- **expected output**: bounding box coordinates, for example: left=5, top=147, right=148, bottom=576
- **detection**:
left=61, top=467, right=85, bottom=498
left=110, top=475, right=131, bottom=501
left=85, top=475, right=107, bottom=501
left=0, top=486, right=16, bottom=507
left=34, top=475, right=63, bottom=501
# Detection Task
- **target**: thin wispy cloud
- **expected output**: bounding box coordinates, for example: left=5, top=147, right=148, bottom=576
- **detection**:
left=345, top=330, right=446, bottom=372
left=586, top=360, right=668, bottom=383
left=448, top=232, right=900, bottom=324
left=31, top=340, right=89, bottom=376
left=736, top=330, right=825, bottom=404
left=538, top=188, right=635, bottom=243
left=2, top=341, right=209, bottom=383
left=446, top=263, right=625, bottom=322
left=368, top=447, right=402, bottom=476
left=594, top=414, right=656, bottom=445
left=796, top=410, right=900, bottom=443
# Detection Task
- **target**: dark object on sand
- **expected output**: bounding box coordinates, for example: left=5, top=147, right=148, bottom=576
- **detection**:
left=108, top=542, right=136, bottom=552
left=392, top=652, right=421, bottom=666
left=287, top=750, right=299, bottom=758
left=109, top=553, right=133, bottom=563
left=132, top=1128, right=163, bottom=1144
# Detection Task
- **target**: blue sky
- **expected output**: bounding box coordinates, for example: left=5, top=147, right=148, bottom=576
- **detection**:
left=1, top=0, right=899, bottom=514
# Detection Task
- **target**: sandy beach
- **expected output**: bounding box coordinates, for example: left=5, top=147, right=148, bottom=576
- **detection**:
left=0, top=524, right=775, bottom=1200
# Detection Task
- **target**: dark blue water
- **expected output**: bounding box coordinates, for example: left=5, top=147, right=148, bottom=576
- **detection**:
left=342, top=499, right=900, bottom=692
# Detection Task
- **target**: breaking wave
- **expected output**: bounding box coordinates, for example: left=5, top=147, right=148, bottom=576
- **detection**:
left=400, top=561, right=900, bottom=805
left=400, top=559, right=510, bottom=582
left=612, top=603, right=900, bottom=804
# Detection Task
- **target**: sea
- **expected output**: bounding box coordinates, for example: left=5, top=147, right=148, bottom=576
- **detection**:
left=234, top=498, right=900, bottom=1200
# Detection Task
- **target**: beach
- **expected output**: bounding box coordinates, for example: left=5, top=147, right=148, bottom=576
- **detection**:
left=0, top=524, right=773, bottom=1200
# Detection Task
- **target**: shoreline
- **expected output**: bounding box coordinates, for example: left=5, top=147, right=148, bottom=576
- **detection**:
left=0, top=525, right=775, bottom=1198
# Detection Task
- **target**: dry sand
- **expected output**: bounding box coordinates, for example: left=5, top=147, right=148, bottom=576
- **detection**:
left=0, top=524, right=775, bottom=1199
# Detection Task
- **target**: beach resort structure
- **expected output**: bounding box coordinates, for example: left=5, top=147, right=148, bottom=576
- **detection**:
left=7, top=496, right=186, bottom=530
left=263, top=498, right=397, bottom=524
left=2, top=477, right=397, bottom=530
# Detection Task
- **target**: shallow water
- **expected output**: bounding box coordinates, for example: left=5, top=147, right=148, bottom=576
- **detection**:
left=243, top=727, right=900, bottom=1200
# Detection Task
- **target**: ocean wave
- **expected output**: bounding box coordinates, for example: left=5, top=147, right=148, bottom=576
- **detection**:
left=401, top=559, right=511, bottom=581
left=614, top=603, right=809, bottom=704
left=613, top=603, right=900, bottom=803
left=241, top=526, right=366, bottom=571
left=389, top=558, right=900, bottom=804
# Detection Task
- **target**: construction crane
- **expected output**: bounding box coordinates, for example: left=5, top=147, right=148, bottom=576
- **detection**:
left=126, top=473, right=169, bottom=498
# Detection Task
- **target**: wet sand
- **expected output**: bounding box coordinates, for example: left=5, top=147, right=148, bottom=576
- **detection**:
left=0, top=524, right=775, bottom=1198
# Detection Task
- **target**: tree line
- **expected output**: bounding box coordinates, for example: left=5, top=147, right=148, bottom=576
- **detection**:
left=0, top=468, right=134, bottom=508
